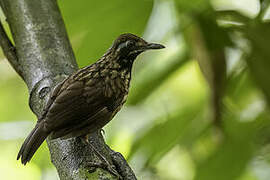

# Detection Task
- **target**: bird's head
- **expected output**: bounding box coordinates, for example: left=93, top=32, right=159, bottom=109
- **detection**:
left=109, top=33, right=165, bottom=67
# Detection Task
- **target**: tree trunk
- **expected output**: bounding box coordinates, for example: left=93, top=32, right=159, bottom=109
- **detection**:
left=0, top=0, right=136, bottom=179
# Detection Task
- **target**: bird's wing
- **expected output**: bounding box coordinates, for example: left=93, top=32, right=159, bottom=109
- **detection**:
left=39, top=79, right=67, bottom=121
left=50, top=106, right=112, bottom=139
left=41, top=75, right=112, bottom=133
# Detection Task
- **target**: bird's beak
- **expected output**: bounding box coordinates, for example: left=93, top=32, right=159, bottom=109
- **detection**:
left=145, top=43, right=165, bottom=50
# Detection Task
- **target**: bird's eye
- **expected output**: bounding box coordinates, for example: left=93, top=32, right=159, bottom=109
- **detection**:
left=126, top=40, right=134, bottom=47
left=117, top=41, right=134, bottom=51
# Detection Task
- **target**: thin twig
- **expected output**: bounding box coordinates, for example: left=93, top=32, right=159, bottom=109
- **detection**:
left=0, top=19, right=23, bottom=78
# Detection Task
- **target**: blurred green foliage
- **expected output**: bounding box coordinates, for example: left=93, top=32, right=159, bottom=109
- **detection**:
left=59, top=0, right=153, bottom=66
left=1, top=0, right=270, bottom=179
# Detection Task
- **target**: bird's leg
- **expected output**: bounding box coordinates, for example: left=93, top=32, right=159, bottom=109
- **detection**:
left=89, top=143, right=121, bottom=178
left=80, top=134, right=90, bottom=145
left=80, top=134, right=121, bottom=179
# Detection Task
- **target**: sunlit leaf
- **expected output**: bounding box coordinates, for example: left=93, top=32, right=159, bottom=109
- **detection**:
left=216, top=10, right=251, bottom=24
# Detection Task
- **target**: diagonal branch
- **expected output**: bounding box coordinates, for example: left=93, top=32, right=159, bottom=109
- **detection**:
left=0, top=19, right=23, bottom=78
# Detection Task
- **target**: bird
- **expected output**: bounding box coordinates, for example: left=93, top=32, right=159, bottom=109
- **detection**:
left=17, top=33, right=165, bottom=165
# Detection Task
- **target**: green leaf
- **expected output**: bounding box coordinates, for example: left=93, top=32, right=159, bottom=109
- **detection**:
left=175, top=0, right=210, bottom=15
left=184, top=13, right=231, bottom=126
left=127, top=50, right=190, bottom=105
left=245, top=22, right=270, bottom=105
left=194, top=113, right=265, bottom=180
left=216, top=10, right=251, bottom=25
left=128, top=102, right=205, bottom=166
left=225, top=66, right=261, bottom=110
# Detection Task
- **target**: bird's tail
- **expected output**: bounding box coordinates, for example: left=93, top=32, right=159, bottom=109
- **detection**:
left=17, top=124, right=49, bottom=165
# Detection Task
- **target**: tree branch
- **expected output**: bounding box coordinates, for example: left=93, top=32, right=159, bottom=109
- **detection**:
left=0, top=0, right=136, bottom=179
left=0, top=20, right=23, bottom=78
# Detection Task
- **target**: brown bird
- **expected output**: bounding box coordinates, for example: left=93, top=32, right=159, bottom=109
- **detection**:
left=17, top=33, right=165, bottom=165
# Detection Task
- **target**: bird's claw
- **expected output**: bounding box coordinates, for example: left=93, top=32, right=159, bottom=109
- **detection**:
left=86, top=161, right=121, bottom=179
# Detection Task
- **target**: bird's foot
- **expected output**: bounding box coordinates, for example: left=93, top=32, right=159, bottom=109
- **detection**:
left=89, top=143, right=121, bottom=179
left=86, top=161, right=121, bottom=179
left=79, top=135, right=90, bottom=145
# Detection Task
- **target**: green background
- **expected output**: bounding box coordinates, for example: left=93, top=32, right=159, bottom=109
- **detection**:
left=1, top=0, right=270, bottom=179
